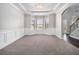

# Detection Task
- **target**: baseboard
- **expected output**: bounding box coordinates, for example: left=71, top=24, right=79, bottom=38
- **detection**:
left=56, top=35, right=63, bottom=39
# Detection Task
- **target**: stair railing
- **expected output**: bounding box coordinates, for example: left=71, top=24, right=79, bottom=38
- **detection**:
left=69, top=18, right=79, bottom=34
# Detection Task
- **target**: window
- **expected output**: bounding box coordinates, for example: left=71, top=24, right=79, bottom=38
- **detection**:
left=31, top=16, right=49, bottom=30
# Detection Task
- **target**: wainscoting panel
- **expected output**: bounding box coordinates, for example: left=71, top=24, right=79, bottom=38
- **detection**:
left=0, top=29, right=24, bottom=49
left=0, top=32, right=5, bottom=46
left=24, top=28, right=56, bottom=35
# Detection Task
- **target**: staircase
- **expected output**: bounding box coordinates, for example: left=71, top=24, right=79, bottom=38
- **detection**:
left=67, top=18, right=79, bottom=47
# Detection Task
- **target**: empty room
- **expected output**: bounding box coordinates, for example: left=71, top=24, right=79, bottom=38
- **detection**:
left=0, top=3, right=79, bottom=55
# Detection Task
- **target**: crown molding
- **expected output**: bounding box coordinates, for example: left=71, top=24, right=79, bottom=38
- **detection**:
left=9, top=3, right=24, bottom=14
left=17, top=3, right=58, bottom=15
left=18, top=3, right=31, bottom=14
left=10, top=3, right=72, bottom=16
left=53, top=3, right=61, bottom=10
left=56, top=3, right=73, bottom=14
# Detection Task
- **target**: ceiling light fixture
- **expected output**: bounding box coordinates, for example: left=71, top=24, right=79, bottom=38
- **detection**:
left=36, top=3, right=43, bottom=10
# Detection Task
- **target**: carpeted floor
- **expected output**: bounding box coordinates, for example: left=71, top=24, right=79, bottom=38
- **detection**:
left=0, top=34, right=79, bottom=55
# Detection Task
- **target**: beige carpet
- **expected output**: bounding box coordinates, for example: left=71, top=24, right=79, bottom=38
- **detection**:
left=0, top=34, right=79, bottom=55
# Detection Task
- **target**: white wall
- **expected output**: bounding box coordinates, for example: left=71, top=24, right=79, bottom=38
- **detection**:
left=0, top=3, right=24, bottom=49
left=56, top=13, right=62, bottom=39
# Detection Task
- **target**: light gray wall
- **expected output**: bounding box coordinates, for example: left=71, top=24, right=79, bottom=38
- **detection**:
left=49, top=14, right=56, bottom=28
left=0, top=3, right=24, bottom=30
left=24, top=14, right=31, bottom=28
